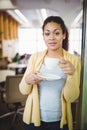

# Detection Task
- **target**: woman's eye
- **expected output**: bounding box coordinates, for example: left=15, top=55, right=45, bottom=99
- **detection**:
left=44, top=33, right=50, bottom=36
left=54, top=32, right=60, bottom=35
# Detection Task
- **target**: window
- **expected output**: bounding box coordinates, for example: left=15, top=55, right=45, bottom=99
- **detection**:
left=18, top=28, right=47, bottom=55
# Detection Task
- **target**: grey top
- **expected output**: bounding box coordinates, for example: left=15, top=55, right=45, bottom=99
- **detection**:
left=39, top=63, right=67, bottom=122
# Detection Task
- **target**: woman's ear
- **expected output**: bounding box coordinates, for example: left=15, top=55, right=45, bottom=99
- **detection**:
left=63, top=33, right=66, bottom=39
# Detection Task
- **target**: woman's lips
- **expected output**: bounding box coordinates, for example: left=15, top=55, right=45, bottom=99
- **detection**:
left=49, top=42, right=56, bottom=45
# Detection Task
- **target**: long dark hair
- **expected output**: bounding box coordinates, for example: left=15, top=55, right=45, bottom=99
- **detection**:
left=42, top=16, right=69, bottom=51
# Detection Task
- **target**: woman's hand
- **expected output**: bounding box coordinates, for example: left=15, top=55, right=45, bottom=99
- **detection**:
left=25, top=71, right=44, bottom=84
left=59, top=58, right=75, bottom=75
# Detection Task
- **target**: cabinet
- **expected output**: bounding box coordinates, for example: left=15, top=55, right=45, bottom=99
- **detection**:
left=0, top=12, right=3, bottom=57
left=0, top=40, right=2, bottom=57
left=0, top=11, right=19, bottom=57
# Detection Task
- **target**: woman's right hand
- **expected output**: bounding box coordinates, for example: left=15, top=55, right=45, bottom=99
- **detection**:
left=25, top=71, right=44, bottom=84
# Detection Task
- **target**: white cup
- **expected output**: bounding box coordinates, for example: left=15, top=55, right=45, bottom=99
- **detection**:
left=44, top=57, right=60, bottom=69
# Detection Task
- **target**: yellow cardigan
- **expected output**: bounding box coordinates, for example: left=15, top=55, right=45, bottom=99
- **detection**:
left=19, top=49, right=81, bottom=130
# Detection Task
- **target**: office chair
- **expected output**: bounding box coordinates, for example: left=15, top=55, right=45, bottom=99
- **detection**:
left=0, top=75, right=27, bottom=129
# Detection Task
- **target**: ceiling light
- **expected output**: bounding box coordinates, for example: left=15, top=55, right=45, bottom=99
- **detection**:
left=74, top=10, right=83, bottom=23
left=14, top=9, right=29, bottom=23
left=41, top=9, right=48, bottom=21
left=36, top=9, right=43, bottom=25
left=0, top=0, right=16, bottom=10
left=7, top=10, right=24, bottom=24
left=72, top=10, right=83, bottom=26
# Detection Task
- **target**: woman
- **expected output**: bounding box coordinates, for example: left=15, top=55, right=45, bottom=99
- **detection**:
left=19, top=16, right=81, bottom=130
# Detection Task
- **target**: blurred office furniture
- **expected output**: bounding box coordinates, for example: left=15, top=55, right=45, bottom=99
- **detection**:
left=8, top=62, right=27, bottom=74
left=0, top=69, right=15, bottom=83
left=71, top=99, right=80, bottom=130
left=0, top=60, right=7, bottom=69
left=0, top=69, right=15, bottom=101
left=0, top=75, right=27, bottom=128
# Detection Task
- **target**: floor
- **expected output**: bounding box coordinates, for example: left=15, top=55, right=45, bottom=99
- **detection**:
left=0, top=93, right=24, bottom=130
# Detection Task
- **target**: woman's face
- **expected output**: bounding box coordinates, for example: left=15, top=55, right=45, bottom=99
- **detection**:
left=43, top=22, right=66, bottom=51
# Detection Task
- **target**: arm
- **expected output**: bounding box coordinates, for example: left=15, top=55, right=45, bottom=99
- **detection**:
left=63, top=57, right=81, bottom=103
left=19, top=55, right=34, bottom=95
left=19, top=53, right=44, bottom=95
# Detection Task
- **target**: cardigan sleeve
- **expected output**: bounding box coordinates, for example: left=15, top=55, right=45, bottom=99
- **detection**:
left=19, top=54, right=36, bottom=95
left=63, top=57, right=81, bottom=103
left=19, top=50, right=47, bottom=95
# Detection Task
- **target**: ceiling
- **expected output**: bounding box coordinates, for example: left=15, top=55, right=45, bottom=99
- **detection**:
left=6, top=0, right=83, bottom=28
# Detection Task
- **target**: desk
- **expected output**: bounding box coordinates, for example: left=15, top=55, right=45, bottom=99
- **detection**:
left=8, top=63, right=27, bottom=74
left=8, top=63, right=27, bottom=69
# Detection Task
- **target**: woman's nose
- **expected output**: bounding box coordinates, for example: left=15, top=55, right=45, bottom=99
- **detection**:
left=49, top=33, right=54, bottom=39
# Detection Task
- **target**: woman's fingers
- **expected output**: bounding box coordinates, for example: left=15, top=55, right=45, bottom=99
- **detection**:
left=59, top=59, right=75, bottom=75
left=25, top=71, right=44, bottom=84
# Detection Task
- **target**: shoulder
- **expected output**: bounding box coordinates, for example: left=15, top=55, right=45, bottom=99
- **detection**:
left=31, top=49, right=47, bottom=59
left=63, top=49, right=80, bottom=60
left=28, top=50, right=47, bottom=63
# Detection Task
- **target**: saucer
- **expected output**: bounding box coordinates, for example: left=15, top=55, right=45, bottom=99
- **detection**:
left=38, top=73, right=61, bottom=81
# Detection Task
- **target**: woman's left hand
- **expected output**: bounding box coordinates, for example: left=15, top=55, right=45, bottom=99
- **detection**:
left=59, top=58, right=75, bottom=75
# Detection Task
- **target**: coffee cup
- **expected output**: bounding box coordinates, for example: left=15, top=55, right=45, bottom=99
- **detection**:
left=44, top=57, right=60, bottom=69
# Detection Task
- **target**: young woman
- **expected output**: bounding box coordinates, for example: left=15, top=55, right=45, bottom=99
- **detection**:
left=19, top=16, right=81, bottom=130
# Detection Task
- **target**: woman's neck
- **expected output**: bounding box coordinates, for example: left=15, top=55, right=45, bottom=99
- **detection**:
left=46, top=48, right=63, bottom=58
